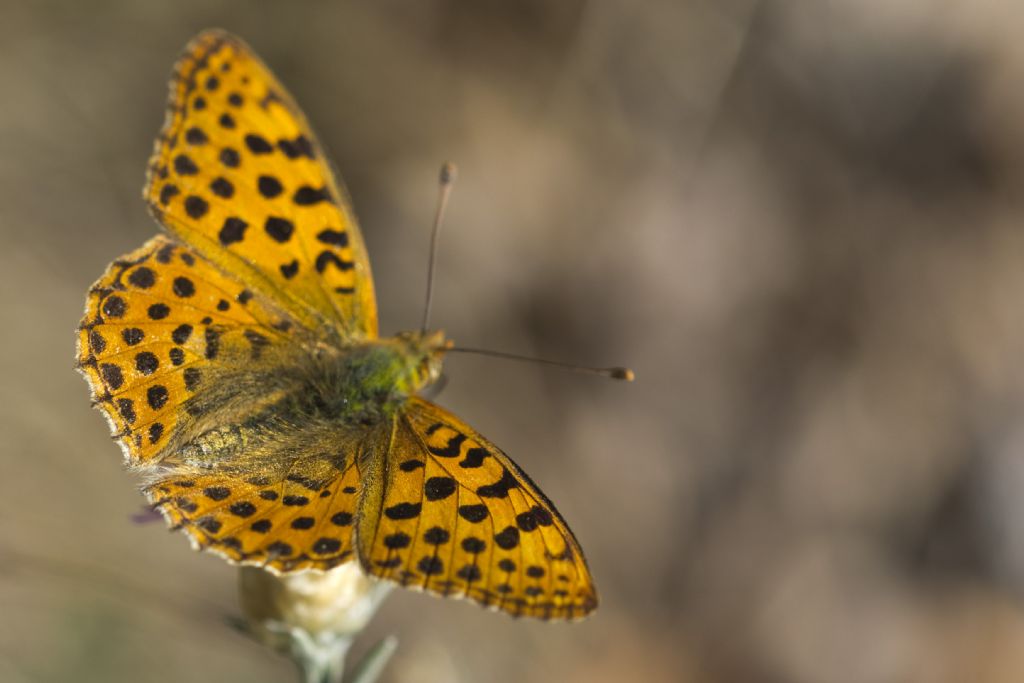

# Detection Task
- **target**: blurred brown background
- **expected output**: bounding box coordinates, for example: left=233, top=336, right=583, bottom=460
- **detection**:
left=5, top=1, right=1024, bottom=681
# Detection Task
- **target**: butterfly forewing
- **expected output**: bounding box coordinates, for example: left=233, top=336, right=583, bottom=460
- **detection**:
left=357, top=397, right=598, bottom=620
left=145, top=30, right=377, bottom=340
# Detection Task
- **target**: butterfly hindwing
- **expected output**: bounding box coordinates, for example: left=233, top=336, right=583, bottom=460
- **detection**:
left=145, top=456, right=362, bottom=571
left=356, top=397, right=598, bottom=620
left=145, top=29, right=377, bottom=340
left=77, top=235, right=299, bottom=465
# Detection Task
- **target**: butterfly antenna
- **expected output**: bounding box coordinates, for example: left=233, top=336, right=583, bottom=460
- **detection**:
left=421, top=162, right=458, bottom=333
left=448, top=346, right=635, bottom=381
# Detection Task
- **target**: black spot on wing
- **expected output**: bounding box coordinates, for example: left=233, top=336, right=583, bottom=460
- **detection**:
left=267, top=541, right=292, bottom=557
left=174, top=154, right=198, bottom=175
left=184, top=195, right=208, bottom=219
left=280, top=260, right=299, bottom=279
left=476, top=468, right=520, bottom=499
left=204, top=486, right=231, bottom=501
left=428, top=432, right=466, bottom=458
left=172, top=276, right=195, bottom=297
left=331, top=512, right=353, bottom=526
left=265, top=216, right=294, bottom=243
left=423, top=527, right=450, bottom=545
left=156, top=244, right=175, bottom=264
left=424, top=477, right=457, bottom=501
left=461, top=537, right=486, bottom=553
left=229, top=501, right=256, bottom=517
left=147, top=303, right=170, bottom=320
left=315, top=250, right=354, bottom=274
left=458, top=504, right=489, bottom=523
left=517, top=509, right=545, bottom=532
left=89, top=330, right=106, bottom=353
left=185, top=127, right=207, bottom=145
left=258, top=175, right=283, bottom=198
left=292, top=186, right=330, bottom=205
left=159, top=184, right=179, bottom=205
left=418, top=556, right=444, bottom=575
left=460, top=447, right=489, bottom=468
left=121, top=328, right=144, bottom=345
left=245, top=134, right=273, bottom=154
left=102, top=295, right=126, bottom=318
left=219, top=217, right=248, bottom=245
left=171, top=324, right=192, bottom=345
left=384, top=502, right=421, bottom=520
left=384, top=532, right=411, bottom=549
left=135, top=351, right=158, bottom=375
left=316, top=229, right=348, bottom=247
left=210, top=177, right=234, bottom=198
left=147, top=385, right=169, bottom=410
left=116, top=398, right=136, bottom=424
left=220, top=147, right=240, bottom=167
left=173, top=495, right=195, bottom=513
left=197, top=516, right=221, bottom=534
left=457, top=564, right=482, bottom=582
left=278, top=135, right=314, bottom=159
left=312, top=537, right=341, bottom=554
left=291, top=517, right=315, bottom=530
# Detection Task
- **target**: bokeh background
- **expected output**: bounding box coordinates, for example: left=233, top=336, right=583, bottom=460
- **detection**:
left=5, top=1, right=1024, bottom=681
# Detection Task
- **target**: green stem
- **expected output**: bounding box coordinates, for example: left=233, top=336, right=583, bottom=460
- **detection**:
left=346, top=636, right=399, bottom=683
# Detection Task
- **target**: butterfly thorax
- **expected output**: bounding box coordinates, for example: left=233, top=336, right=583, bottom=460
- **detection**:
left=170, top=330, right=449, bottom=470
left=312, top=329, right=449, bottom=420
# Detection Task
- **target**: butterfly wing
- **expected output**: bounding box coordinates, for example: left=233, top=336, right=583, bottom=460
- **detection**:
left=145, top=29, right=377, bottom=340
left=79, top=234, right=374, bottom=569
left=356, top=397, right=598, bottom=620
left=144, top=454, right=363, bottom=572
left=77, top=235, right=302, bottom=465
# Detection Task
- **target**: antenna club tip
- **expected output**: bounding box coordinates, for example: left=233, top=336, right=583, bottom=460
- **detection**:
left=440, top=162, right=458, bottom=185
left=610, top=367, right=635, bottom=382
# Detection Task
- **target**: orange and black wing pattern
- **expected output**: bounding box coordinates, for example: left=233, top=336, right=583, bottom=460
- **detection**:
left=357, top=397, right=597, bottom=620
left=145, top=30, right=377, bottom=339
left=77, top=235, right=296, bottom=466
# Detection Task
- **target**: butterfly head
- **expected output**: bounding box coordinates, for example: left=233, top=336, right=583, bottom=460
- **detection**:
left=393, top=329, right=452, bottom=392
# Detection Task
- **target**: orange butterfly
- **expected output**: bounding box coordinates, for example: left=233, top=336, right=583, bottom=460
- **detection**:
left=78, top=30, right=624, bottom=620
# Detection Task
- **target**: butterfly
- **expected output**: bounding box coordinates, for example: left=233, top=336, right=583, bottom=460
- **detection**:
left=77, top=30, right=601, bottom=620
